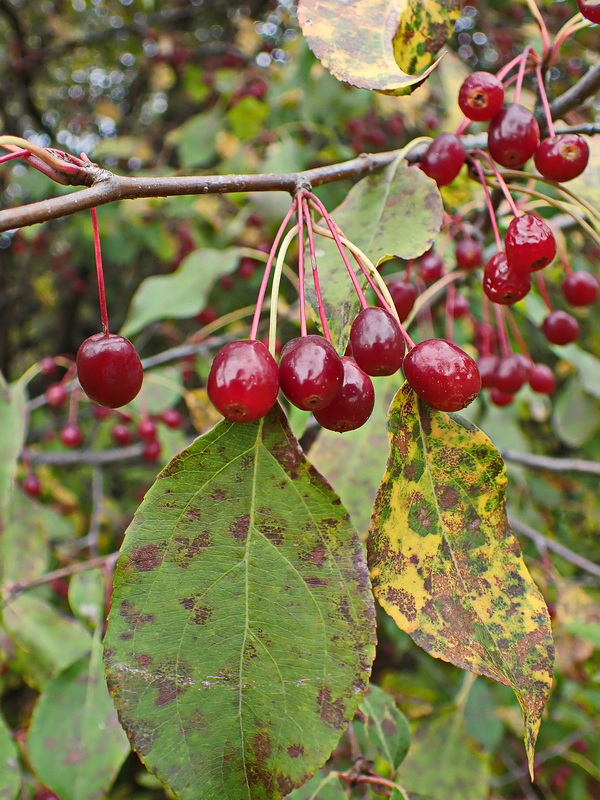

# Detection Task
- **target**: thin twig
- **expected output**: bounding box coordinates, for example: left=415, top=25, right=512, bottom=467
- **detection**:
left=509, top=516, right=600, bottom=580
left=3, top=551, right=119, bottom=600
left=502, top=450, right=600, bottom=475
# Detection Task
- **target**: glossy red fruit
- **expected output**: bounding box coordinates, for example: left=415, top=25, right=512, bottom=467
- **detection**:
left=92, top=404, right=112, bottom=420
left=111, top=424, right=134, bottom=446
left=447, top=293, right=470, bottom=319
left=418, top=250, right=444, bottom=283
left=562, top=271, right=599, bottom=306
left=477, top=354, right=499, bottom=388
left=542, top=311, right=580, bottom=345
left=528, top=363, right=556, bottom=394
left=490, top=387, right=515, bottom=406
left=487, top=104, right=540, bottom=168
left=137, top=417, right=158, bottom=441
left=22, top=473, right=42, bottom=498
left=534, top=134, right=589, bottom=182
left=455, top=238, right=483, bottom=270
left=279, top=335, right=343, bottom=411
left=207, top=340, right=279, bottom=422
left=387, top=281, right=418, bottom=321
left=403, top=339, right=482, bottom=411
left=505, top=214, right=556, bottom=272
left=458, top=72, right=505, bottom=121
left=313, top=357, right=375, bottom=433
left=60, top=423, right=84, bottom=449
left=349, top=307, right=405, bottom=376
left=142, top=439, right=162, bottom=462
left=46, top=383, right=68, bottom=409
left=419, top=133, right=466, bottom=186
left=160, top=408, right=184, bottom=429
left=493, top=354, right=528, bottom=394
left=577, top=0, right=600, bottom=24
left=483, top=252, right=532, bottom=305
left=39, top=357, right=57, bottom=377
left=77, top=333, right=143, bottom=408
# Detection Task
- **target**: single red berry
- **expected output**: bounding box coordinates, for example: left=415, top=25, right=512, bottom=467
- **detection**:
left=238, top=257, right=257, bottom=280
left=505, top=215, right=556, bottom=272
left=418, top=250, right=444, bottom=284
left=483, top=252, right=532, bottom=305
left=111, top=424, right=134, bottom=446
left=22, top=473, right=42, bottom=498
left=477, top=354, right=499, bottom=388
left=349, top=307, right=405, bottom=376
left=313, top=357, right=375, bottom=433
left=542, top=311, right=580, bottom=345
left=219, top=274, right=235, bottom=291
left=562, top=271, right=598, bottom=306
left=76, top=333, right=143, bottom=409
left=207, top=340, right=279, bottom=422
left=403, top=339, right=482, bottom=412
left=196, top=307, right=218, bottom=326
left=91, top=404, right=112, bottom=420
left=142, top=439, right=162, bottom=462
left=474, top=321, right=499, bottom=356
left=487, top=104, right=540, bottom=168
left=60, top=423, right=84, bottom=449
left=279, top=335, right=343, bottom=411
left=528, top=363, right=556, bottom=394
left=458, top=71, right=505, bottom=122
left=577, top=0, right=600, bottom=24
left=419, top=133, right=466, bottom=186
left=387, top=281, right=418, bottom=322
left=39, top=357, right=57, bottom=377
left=534, top=134, right=589, bottom=182
left=160, top=408, right=184, bottom=429
left=455, top=238, right=483, bottom=270
left=46, top=383, right=68, bottom=409
left=137, top=417, right=158, bottom=441
left=493, top=354, right=528, bottom=394
left=447, top=293, right=470, bottom=319
left=489, top=387, right=515, bottom=406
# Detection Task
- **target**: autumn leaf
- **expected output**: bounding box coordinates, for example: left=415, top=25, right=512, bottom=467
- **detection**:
left=367, top=383, right=554, bottom=771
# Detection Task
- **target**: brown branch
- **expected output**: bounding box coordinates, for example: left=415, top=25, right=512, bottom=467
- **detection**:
left=2, top=551, right=118, bottom=600
left=502, top=450, right=600, bottom=476
left=547, top=62, right=600, bottom=124
left=509, top=516, right=600, bottom=580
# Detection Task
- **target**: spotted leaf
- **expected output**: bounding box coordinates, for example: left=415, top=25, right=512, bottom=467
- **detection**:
left=352, top=683, right=410, bottom=773
left=104, top=404, right=376, bottom=800
left=367, top=383, right=554, bottom=771
left=297, top=0, right=455, bottom=95
left=0, top=712, right=19, bottom=800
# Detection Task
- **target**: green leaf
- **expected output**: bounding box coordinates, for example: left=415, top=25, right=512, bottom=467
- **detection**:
left=308, top=160, right=442, bottom=351
left=353, top=684, right=410, bottom=773
left=104, top=405, right=376, bottom=800
left=396, top=711, right=489, bottom=800
left=367, top=384, right=554, bottom=771
left=68, top=568, right=106, bottom=629
left=553, top=377, right=600, bottom=447
left=228, top=97, right=269, bottom=141
left=393, top=0, right=462, bottom=76
left=3, top=595, right=91, bottom=688
left=297, top=0, right=448, bottom=95
left=167, top=108, right=224, bottom=168
left=0, top=374, right=27, bottom=533
left=0, top=712, right=20, bottom=800
left=286, top=770, right=346, bottom=800
left=28, top=635, right=130, bottom=800
left=121, top=247, right=242, bottom=337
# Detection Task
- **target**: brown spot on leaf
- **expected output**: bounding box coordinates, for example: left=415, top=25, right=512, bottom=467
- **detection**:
left=305, top=577, right=328, bottom=588
left=186, top=508, right=201, bottom=520
left=119, top=600, right=155, bottom=626
left=436, top=485, right=460, bottom=510
left=385, top=587, right=417, bottom=622
left=287, top=744, right=304, bottom=758
left=179, top=596, right=212, bottom=624
left=230, top=514, right=250, bottom=541
left=381, top=717, right=397, bottom=735
left=64, top=750, right=84, bottom=765
left=252, top=729, right=272, bottom=764
left=304, top=543, right=327, bottom=568
left=317, top=687, right=346, bottom=729
left=129, top=543, right=163, bottom=572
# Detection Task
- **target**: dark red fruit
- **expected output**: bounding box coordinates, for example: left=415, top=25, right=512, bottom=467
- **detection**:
left=403, top=339, right=482, bottom=412
left=487, top=104, right=540, bottom=168
left=196, top=307, right=218, bottom=325
left=458, top=72, right=505, bottom=122
left=418, top=250, right=444, bottom=284
left=137, top=418, right=158, bottom=441
left=562, top=271, right=599, bottom=306
left=474, top=321, right=499, bottom=355
left=76, top=333, right=143, bottom=409
left=493, top=354, right=528, bottom=394
left=504, top=215, right=556, bottom=272
left=419, top=133, right=466, bottom=186
left=477, top=354, right=499, bottom=388
left=528, top=363, right=556, bottom=394
left=92, top=404, right=112, bottom=420
left=483, top=252, right=532, bottom=305
left=387, top=281, right=418, bottom=321
left=455, top=238, right=483, bottom=270
left=207, top=340, right=279, bottom=422
left=577, top=0, right=600, bottom=24
left=142, top=439, right=162, bottom=462
left=447, top=293, right=470, bottom=319
left=60, top=423, right=84, bottom=449
left=46, top=383, right=68, bottom=409
left=279, top=335, right=343, bottom=411
left=111, top=424, right=134, bottom=446
left=313, top=357, right=375, bottom=433
left=22, top=473, right=41, bottom=498
left=238, top=257, right=257, bottom=280
left=39, top=357, right=57, bottom=377
left=349, top=307, right=405, bottom=376
left=160, top=408, right=184, bottom=429
left=534, top=134, right=589, bottom=182
left=490, top=387, right=515, bottom=406
left=542, top=311, right=580, bottom=345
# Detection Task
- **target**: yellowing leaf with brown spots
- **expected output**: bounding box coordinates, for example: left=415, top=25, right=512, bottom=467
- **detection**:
left=367, top=384, right=554, bottom=772
left=104, top=404, right=376, bottom=800
left=297, top=0, right=459, bottom=95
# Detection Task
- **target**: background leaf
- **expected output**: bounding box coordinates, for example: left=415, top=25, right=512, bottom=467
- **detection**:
left=28, top=635, right=130, bottom=800
left=297, top=0, right=446, bottom=94
left=353, top=683, right=411, bottom=773
left=0, top=375, right=27, bottom=534
left=367, top=383, right=554, bottom=770
left=104, top=405, right=376, bottom=800
left=393, top=0, right=462, bottom=76
left=121, top=247, right=242, bottom=337
left=0, top=712, right=20, bottom=800
left=285, top=770, right=346, bottom=800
